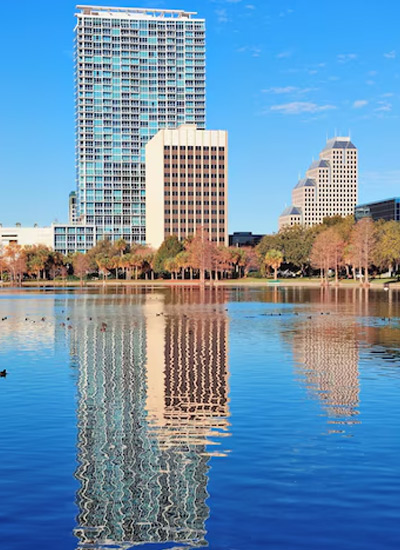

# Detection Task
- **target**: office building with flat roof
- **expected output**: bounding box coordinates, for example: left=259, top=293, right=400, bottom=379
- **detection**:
left=74, top=5, right=206, bottom=245
left=145, top=124, right=228, bottom=249
left=355, top=198, right=400, bottom=222
left=229, top=232, right=264, bottom=247
left=279, top=137, right=358, bottom=229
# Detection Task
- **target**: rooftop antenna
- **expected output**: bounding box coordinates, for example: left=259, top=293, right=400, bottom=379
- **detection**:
left=334, top=128, right=337, bottom=137
left=348, top=128, right=351, bottom=139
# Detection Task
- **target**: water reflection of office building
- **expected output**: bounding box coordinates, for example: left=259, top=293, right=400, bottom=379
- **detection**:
left=291, top=315, right=360, bottom=423
left=71, top=296, right=230, bottom=548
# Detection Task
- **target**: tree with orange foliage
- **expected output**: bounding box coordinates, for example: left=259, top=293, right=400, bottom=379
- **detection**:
left=349, top=218, right=376, bottom=286
left=72, top=253, right=91, bottom=286
left=310, top=228, right=344, bottom=285
left=4, top=243, right=27, bottom=286
left=186, top=227, right=216, bottom=284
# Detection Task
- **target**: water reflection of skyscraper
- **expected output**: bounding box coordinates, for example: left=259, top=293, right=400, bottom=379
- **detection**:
left=291, top=315, right=360, bottom=424
left=71, top=293, right=230, bottom=549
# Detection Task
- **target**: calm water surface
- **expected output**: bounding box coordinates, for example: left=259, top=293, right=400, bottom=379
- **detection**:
left=0, top=287, right=399, bottom=549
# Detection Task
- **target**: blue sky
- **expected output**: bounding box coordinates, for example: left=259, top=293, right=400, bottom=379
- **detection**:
left=0, top=0, right=399, bottom=234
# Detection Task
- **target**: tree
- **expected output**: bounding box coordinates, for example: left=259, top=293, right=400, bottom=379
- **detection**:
left=264, top=249, right=283, bottom=280
left=0, top=245, right=6, bottom=281
left=327, top=228, right=344, bottom=285
left=186, top=227, right=215, bottom=284
left=241, top=247, right=259, bottom=278
left=4, top=243, right=27, bottom=286
left=278, top=225, right=315, bottom=275
left=25, top=245, right=52, bottom=280
left=72, top=253, right=91, bottom=286
left=114, top=238, right=127, bottom=257
left=350, top=218, right=376, bottom=286
left=256, top=234, right=281, bottom=260
left=153, top=235, right=184, bottom=275
left=175, top=250, right=192, bottom=279
left=164, top=256, right=179, bottom=280
left=310, top=230, right=333, bottom=285
left=213, top=247, right=233, bottom=280
left=374, top=220, right=400, bottom=276
left=95, top=254, right=111, bottom=285
left=350, top=218, right=376, bottom=285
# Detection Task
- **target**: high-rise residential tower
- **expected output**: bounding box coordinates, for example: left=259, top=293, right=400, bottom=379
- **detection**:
left=145, top=124, right=228, bottom=249
left=279, top=137, right=358, bottom=229
left=74, top=6, right=206, bottom=244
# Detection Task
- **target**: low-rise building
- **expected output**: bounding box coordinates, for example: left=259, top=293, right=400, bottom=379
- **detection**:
left=0, top=224, right=98, bottom=255
left=355, top=198, right=400, bottom=222
left=0, top=225, right=53, bottom=248
left=229, top=232, right=264, bottom=247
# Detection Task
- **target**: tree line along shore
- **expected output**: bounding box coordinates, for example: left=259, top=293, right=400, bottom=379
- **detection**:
left=1, top=217, right=400, bottom=287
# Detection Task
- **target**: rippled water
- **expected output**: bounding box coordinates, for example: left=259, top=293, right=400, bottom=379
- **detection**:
left=1, top=286, right=399, bottom=549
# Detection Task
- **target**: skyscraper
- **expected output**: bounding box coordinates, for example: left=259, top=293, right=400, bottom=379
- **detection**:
left=279, top=137, right=358, bottom=229
left=74, top=6, right=206, bottom=245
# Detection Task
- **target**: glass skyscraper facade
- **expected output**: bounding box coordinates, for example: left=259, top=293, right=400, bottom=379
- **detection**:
left=75, top=6, right=206, bottom=244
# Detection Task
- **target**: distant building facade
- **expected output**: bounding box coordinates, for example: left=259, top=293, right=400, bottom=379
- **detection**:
left=53, top=225, right=97, bottom=255
left=0, top=225, right=53, bottom=248
left=279, top=137, right=358, bottom=229
left=146, top=125, right=228, bottom=249
left=229, top=232, right=264, bottom=247
left=355, top=198, right=400, bottom=222
left=0, top=224, right=97, bottom=256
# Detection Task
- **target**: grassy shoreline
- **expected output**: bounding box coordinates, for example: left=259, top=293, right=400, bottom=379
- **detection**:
left=1, top=278, right=400, bottom=290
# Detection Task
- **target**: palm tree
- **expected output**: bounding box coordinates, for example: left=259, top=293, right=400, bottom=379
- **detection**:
left=264, top=249, right=284, bottom=280
left=96, top=254, right=110, bottom=285
left=114, top=238, right=127, bottom=257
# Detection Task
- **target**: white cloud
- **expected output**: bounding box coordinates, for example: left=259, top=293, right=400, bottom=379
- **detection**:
left=353, top=99, right=368, bottom=109
left=337, top=53, right=358, bottom=63
left=276, top=51, right=292, bottom=59
left=215, top=8, right=229, bottom=23
left=262, top=86, right=315, bottom=94
left=375, top=101, right=392, bottom=112
left=245, top=4, right=256, bottom=9
left=270, top=101, right=336, bottom=115
left=279, top=8, right=294, bottom=17
left=237, top=45, right=262, bottom=57
left=384, top=50, right=396, bottom=59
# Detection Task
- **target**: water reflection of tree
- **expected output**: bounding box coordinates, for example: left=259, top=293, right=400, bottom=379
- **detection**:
left=70, top=292, right=230, bottom=549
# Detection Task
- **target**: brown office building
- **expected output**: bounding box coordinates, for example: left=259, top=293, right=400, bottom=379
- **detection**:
left=145, top=124, right=228, bottom=248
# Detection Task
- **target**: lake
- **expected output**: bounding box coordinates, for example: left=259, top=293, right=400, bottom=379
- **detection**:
left=0, top=286, right=399, bottom=549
